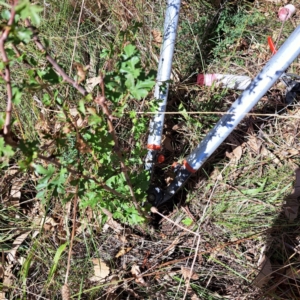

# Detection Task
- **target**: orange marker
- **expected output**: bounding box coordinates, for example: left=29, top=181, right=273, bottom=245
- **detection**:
left=267, top=36, right=277, bottom=55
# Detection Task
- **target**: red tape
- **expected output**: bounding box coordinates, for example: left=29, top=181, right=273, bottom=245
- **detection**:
left=183, top=160, right=197, bottom=173
left=147, top=144, right=161, bottom=150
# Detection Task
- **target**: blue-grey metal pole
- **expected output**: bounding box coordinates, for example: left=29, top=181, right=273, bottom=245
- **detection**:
left=152, top=25, right=300, bottom=206
left=145, top=0, right=181, bottom=171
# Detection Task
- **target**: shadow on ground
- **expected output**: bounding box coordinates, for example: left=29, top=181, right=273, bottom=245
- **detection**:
left=254, top=168, right=300, bottom=299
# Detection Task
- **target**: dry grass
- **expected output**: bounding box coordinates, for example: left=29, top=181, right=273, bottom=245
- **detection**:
left=1, top=0, right=300, bottom=299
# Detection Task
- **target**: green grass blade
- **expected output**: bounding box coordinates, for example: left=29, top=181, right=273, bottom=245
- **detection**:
left=47, top=242, right=68, bottom=283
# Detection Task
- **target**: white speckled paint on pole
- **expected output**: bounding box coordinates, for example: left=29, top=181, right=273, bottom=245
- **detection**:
left=185, top=25, right=300, bottom=172
left=145, top=0, right=181, bottom=171
left=160, top=25, right=300, bottom=203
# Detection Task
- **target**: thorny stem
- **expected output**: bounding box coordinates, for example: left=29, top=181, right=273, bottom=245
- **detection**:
left=0, top=1, right=18, bottom=135
left=25, top=19, right=88, bottom=96
left=182, top=234, right=201, bottom=300
left=95, top=74, right=144, bottom=216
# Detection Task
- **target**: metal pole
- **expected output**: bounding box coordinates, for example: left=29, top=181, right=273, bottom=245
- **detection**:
left=145, top=0, right=181, bottom=171
left=152, top=25, right=300, bottom=206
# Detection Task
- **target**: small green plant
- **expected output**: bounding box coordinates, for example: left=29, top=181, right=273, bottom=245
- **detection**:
left=0, top=1, right=156, bottom=225
left=211, top=7, right=266, bottom=60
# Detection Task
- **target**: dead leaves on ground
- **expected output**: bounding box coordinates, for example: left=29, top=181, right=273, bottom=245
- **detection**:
left=85, top=76, right=101, bottom=93
left=151, top=29, right=162, bottom=46
left=89, top=258, right=110, bottom=282
left=2, top=168, right=22, bottom=208
left=131, top=264, right=147, bottom=286
left=225, top=134, right=284, bottom=167
left=226, top=134, right=243, bottom=164
left=1, top=264, right=14, bottom=298
left=7, top=231, right=31, bottom=263
left=102, top=208, right=124, bottom=234
left=115, top=247, right=133, bottom=258
left=73, top=62, right=90, bottom=84
left=181, top=266, right=199, bottom=281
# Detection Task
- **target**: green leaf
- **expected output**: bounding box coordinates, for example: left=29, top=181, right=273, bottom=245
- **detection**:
left=51, top=168, right=67, bottom=195
left=182, top=217, right=193, bottom=226
left=28, top=56, right=37, bottom=66
left=120, top=56, right=140, bottom=78
left=15, top=0, right=43, bottom=26
left=129, top=111, right=137, bottom=118
left=78, top=100, right=86, bottom=115
left=122, top=44, right=137, bottom=60
left=56, top=97, right=63, bottom=105
left=42, top=94, right=51, bottom=106
left=0, top=1, right=11, bottom=9
left=88, top=114, right=102, bottom=126
left=12, top=86, right=22, bottom=105
left=178, top=103, right=189, bottom=120
left=38, top=68, right=60, bottom=84
left=0, top=137, right=15, bottom=169
left=241, top=178, right=267, bottom=195
left=47, top=242, right=68, bottom=283
left=1, top=9, right=11, bottom=20
left=106, top=174, right=129, bottom=194
left=100, top=49, right=109, bottom=59
left=126, top=81, right=153, bottom=100
left=0, top=137, right=14, bottom=156
left=21, top=245, right=34, bottom=286
left=0, top=112, right=5, bottom=131
left=130, top=212, right=144, bottom=225
left=129, top=79, right=155, bottom=100
left=125, top=73, right=135, bottom=89
left=16, top=28, right=32, bottom=43
left=34, top=164, right=55, bottom=180
left=80, top=191, right=100, bottom=209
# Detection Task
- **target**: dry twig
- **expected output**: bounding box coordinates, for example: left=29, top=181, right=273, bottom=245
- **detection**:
left=182, top=235, right=201, bottom=300
left=151, top=207, right=200, bottom=237
left=24, top=19, right=88, bottom=96
left=64, top=186, right=79, bottom=290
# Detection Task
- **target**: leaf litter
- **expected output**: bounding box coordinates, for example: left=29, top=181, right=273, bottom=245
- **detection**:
left=2, top=1, right=300, bottom=299
left=89, top=258, right=110, bottom=282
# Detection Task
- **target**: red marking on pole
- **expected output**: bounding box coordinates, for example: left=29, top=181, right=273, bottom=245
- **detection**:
left=172, top=162, right=179, bottom=168
left=147, top=144, right=161, bottom=150
left=183, top=160, right=196, bottom=173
